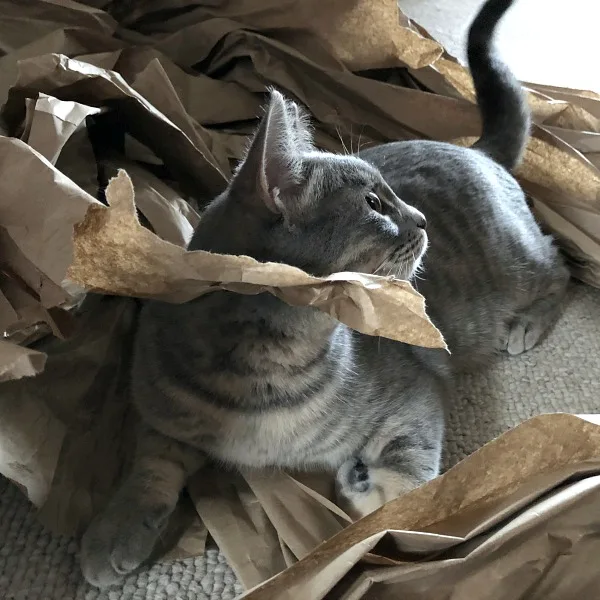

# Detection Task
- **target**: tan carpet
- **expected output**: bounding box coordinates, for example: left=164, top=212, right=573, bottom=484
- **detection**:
left=0, top=476, right=242, bottom=600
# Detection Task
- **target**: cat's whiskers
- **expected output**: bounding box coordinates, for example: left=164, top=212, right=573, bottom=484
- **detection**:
left=335, top=127, right=349, bottom=156
left=373, top=262, right=387, bottom=276
left=349, top=125, right=354, bottom=154
left=373, top=247, right=400, bottom=278
left=357, top=126, right=364, bottom=155
left=409, top=249, right=424, bottom=281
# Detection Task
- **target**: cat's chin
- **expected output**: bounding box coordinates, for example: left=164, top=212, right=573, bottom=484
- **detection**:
left=381, top=231, right=428, bottom=281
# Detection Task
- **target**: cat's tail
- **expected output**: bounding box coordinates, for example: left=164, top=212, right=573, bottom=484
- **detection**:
left=467, top=0, right=530, bottom=171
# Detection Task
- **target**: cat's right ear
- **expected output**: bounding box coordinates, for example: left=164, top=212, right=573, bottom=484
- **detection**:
left=231, top=90, right=314, bottom=215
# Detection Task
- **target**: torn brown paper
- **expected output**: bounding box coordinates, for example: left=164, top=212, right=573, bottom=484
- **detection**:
left=236, top=414, right=600, bottom=599
left=101, top=0, right=443, bottom=72
left=102, top=158, right=200, bottom=247
left=0, top=36, right=449, bottom=391
left=0, top=1, right=122, bottom=106
left=127, top=56, right=232, bottom=177
left=68, top=170, right=445, bottom=349
left=0, top=294, right=138, bottom=532
left=334, top=477, right=600, bottom=600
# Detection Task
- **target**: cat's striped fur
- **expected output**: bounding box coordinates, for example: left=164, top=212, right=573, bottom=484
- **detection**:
left=81, top=0, right=569, bottom=588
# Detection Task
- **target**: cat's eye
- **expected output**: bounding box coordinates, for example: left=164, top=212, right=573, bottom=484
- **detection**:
left=365, top=192, right=383, bottom=213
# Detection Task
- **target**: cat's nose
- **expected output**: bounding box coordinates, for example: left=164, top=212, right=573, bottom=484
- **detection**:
left=413, top=214, right=427, bottom=229
left=406, top=208, right=426, bottom=230
left=396, top=199, right=426, bottom=231
left=398, top=212, right=426, bottom=234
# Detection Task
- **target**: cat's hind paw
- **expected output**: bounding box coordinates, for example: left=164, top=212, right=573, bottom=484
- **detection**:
left=335, top=459, right=418, bottom=520
left=501, top=314, right=548, bottom=356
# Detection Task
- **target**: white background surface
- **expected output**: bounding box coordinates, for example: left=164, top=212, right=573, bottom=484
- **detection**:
left=400, top=0, right=599, bottom=93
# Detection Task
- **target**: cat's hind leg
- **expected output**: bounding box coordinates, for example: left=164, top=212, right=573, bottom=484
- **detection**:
left=500, top=258, right=569, bottom=356
left=335, top=415, right=443, bottom=520
left=80, top=424, right=205, bottom=588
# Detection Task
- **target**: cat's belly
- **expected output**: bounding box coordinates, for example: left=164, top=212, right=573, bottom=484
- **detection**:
left=207, top=411, right=352, bottom=470
left=140, top=394, right=356, bottom=471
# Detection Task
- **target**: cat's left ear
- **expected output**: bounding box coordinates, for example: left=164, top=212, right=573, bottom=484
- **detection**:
left=232, top=90, right=314, bottom=214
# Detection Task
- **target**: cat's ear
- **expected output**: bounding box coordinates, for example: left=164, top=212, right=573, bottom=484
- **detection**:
left=232, top=90, right=314, bottom=214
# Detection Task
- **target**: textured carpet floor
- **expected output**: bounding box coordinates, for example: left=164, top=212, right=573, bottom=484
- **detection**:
left=2, top=1, right=599, bottom=598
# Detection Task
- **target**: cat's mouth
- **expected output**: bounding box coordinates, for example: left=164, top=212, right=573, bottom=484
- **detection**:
left=376, top=230, right=427, bottom=281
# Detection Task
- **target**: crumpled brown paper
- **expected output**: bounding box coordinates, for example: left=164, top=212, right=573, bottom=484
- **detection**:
left=68, top=169, right=443, bottom=347
left=233, top=414, right=600, bottom=599
left=0, top=32, right=451, bottom=388
left=0, top=1, right=599, bottom=598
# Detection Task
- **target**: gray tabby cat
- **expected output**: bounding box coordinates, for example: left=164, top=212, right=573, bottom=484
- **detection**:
left=81, top=0, right=569, bottom=587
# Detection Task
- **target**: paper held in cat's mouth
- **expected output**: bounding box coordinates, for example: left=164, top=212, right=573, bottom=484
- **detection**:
left=67, top=170, right=447, bottom=350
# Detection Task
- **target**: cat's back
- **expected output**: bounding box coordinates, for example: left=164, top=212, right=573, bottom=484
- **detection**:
left=361, top=140, right=562, bottom=362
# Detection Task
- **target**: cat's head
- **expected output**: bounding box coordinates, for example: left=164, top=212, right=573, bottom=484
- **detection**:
left=192, top=91, right=427, bottom=280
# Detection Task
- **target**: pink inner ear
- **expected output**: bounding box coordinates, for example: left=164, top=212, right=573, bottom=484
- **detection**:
left=257, top=140, right=281, bottom=214
left=255, top=96, right=297, bottom=213
left=234, top=90, right=312, bottom=215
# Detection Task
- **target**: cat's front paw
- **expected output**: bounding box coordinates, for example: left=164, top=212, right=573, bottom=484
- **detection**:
left=81, top=502, right=171, bottom=588
left=335, top=459, right=418, bottom=520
